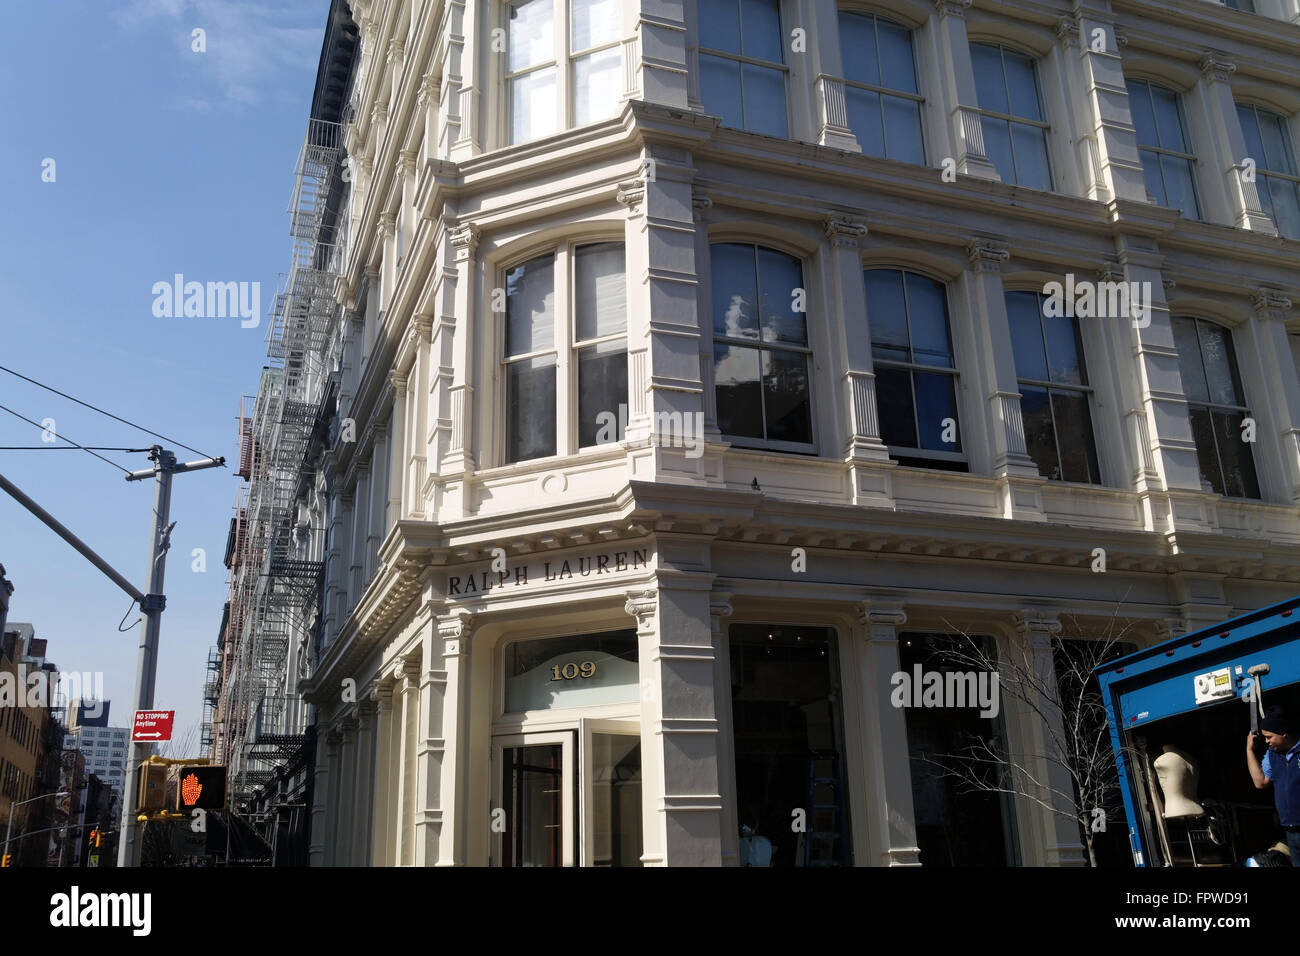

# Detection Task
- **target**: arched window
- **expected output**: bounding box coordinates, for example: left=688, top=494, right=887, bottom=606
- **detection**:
left=698, top=0, right=789, bottom=138
left=1171, top=317, right=1260, bottom=498
left=711, top=243, right=813, bottom=449
left=1005, top=291, right=1100, bottom=483
left=837, top=12, right=924, bottom=165
left=969, top=43, right=1052, bottom=191
left=1236, top=104, right=1300, bottom=240
left=863, top=269, right=963, bottom=469
left=503, top=241, right=628, bottom=462
left=1126, top=79, right=1200, bottom=218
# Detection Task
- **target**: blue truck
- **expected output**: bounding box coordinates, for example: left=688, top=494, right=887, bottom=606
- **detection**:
left=1096, top=595, right=1300, bottom=867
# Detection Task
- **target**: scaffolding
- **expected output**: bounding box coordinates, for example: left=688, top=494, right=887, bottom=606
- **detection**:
left=217, top=117, right=345, bottom=808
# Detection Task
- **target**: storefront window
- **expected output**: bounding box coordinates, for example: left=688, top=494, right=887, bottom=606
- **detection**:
left=900, top=633, right=1019, bottom=866
left=504, top=629, right=638, bottom=712
left=729, top=623, right=852, bottom=866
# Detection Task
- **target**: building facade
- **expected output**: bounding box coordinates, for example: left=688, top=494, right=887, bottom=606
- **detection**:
left=238, top=0, right=1300, bottom=866
left=62, top=706, right=129, bottom=831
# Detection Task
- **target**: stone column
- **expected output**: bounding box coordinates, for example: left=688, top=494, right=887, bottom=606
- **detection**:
left=413, top=615, right=452, bottom=866
left=627, top=580, right=724, bottom=866
left=389, top=372, right=408, bottom=526
left=409, top=316, right=433, bottom=519
left=857, top=595, right=921, bottom=866
left=336, top=714, right=357, bottom=866
left=446, top=0, right=481, bottom=158
left=1189, top=53, right=1276, bottom=234
left=351, top=461, right=370, bottom=598
left=354, top=700, right=377, bottom=866
left=708, top=591, right=737, bottom=865
left=400, top=661, right=420, bottom=865
left=960, top=239, right=1043, bottom=517
left=925, top=0, right=999, bottom=180
left=1012, top=611, right=1087, bottom=866
left=308, top=726, right=337, bottom=866
left=436, top=613, right=473, bottom=866
left=372, top=680, right=396, bottom=865
left=439, top=224, right=479, bottom=491
left=1243, top=291, right=1300, bottom=502
left=807, top=0, right=859, bottom=150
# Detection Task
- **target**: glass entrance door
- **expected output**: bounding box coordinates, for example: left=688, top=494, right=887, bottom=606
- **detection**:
left=496, top=732, right=575, bottom=866
left=580, top=719, right=643, bottom=866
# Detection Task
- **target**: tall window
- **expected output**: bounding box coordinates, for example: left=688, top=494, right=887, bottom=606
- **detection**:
left=969, top=43, right=1052, bottom=191
left=1005, top=291, right=1100, bottom=483
left=698, top=0, right=788, bottom=138
left=711, top=243, right=813, bottom=449
left=504, top=242, right=627, bottom=463
left=1170, top=317, right=1260, bottom=498
left=1237, top=104, right=1300, bottom=240
left=1127, top=79, right=1200, bottom=218
left=506, top=0, right=623, bottom=144
left=864, top=269, right=963, bottom=469
left=837, top=12, right=924, bottom=165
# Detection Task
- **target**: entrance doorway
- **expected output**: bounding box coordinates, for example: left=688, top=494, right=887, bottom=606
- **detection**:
left=493, top=720, right=643, bottom=866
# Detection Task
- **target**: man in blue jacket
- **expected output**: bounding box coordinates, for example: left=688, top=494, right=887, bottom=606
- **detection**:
left=1247, top=707, right=1300, bottom=866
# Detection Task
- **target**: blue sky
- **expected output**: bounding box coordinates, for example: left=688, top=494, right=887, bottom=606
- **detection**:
left=1, top=0, right=329, bottom=748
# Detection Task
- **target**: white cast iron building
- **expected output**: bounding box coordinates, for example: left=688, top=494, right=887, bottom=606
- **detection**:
left=292, top=0, right=1300, bottom=866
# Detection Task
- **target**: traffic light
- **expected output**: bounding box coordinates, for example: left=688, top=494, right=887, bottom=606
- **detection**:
left=138, top=761, right=167, bottom=811
left=88, top=829, right=102, bottom=848
left=176, top=766, right=227, bottom=811
left=1, top=853, right=11, bottom=867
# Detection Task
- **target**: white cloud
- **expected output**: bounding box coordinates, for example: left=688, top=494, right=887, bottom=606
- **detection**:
left=115, top=0, right=322, bottom=108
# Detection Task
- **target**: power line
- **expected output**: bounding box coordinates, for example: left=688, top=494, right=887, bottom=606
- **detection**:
left=0, top=446, right=142, bottom=451
left=0, top=364, right=222, bottom=462
left=0, top=404, right=130, bottom=475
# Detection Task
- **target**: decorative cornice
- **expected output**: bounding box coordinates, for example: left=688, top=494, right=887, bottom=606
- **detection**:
left=1014, top=609, right=1062, bottom=637
left=1055, top=17, right=1080, bottom=48
left=437, top=611, right=473, bottom=642
left=1199, top=53, right=1236, bottom=82
left=378, top=212, right=396, bottom=238
left=934, top=0, right=971, bottom=18
left=391, top=370, right=409, bottom=395
left=1252, top=288, right=1293, bottom=317
left=449, top=222, right=480, bottom=254
left=386, top=37, right=406, bottom=66
left=1098, top=261, right=1125, bottom=284
left=625, top=588, right=657, bottom=625
left=617, top=179, right=647, bottom=209
left=417, top=72, right=440, bottom=108
left=858, top=598, right=907, bottom=628
left=967, top=239, right=1010, bottom=270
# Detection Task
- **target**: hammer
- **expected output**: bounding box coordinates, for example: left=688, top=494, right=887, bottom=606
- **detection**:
left=1248, top=663, right=1271, bottom=734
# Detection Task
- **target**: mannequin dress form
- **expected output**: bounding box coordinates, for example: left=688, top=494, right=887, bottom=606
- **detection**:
left=1153, top=746, right=1205, bottom=819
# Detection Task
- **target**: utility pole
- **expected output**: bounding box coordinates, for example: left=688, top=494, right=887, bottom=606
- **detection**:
left=118, top=447, right=223, bottom=867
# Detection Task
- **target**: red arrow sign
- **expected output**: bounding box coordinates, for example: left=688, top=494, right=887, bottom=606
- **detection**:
left=132, top=710, right=175, bottom=742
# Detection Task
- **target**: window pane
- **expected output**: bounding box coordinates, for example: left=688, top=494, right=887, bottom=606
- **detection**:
left=1237, top=107, right=1266, bottom=166
left=1051, top=390, right=1099, bottom=483
left=511, top=68, right=557, bottom=143
left=508, top=356, right=557, bottom=462
left=1170, top=317, right=1207, bottom=402
left=1160, top=154, right=1199, bottom=218
left=578, top=342, right=627, bottom=448
left=1010, top=122, right=1051, bottom=191
left=714, top=344, right=763, bottom=438
left=1213, top=410, right=1260, bottom=498
left=574, top=48, right=622, bottom=125
left=1198, top=323, right=1242, bottom=407
left=740, top=0, right=783, bottom=63
left=700, top=0, right=741, bottom=54
left=712, top=243, right=759, bottom=339
left=1003, top=51, right=1041, bottom=121
left=915, top=371, right=960, bottom=452
left=1127, top=82, right=1158, bottom=148
left=1187, top=405, right=1222, bottom=494
left=572, top=0, right=621, bottom=51
left=1042, top=312, right=1085, bottom=386
left=877, top=20, right=917, bottom=94
left=575, top=243, right=626, bottom=340
left=1150, top=86, right=1186, bottom=151
left=700, top=54, right=744, bottom=128
left=1265, top=175, right=1300, bottom=240
left=742, top=64, right=788, bottom=137
left=904, top=273, right=952, bottom=366
left=970, top=44, right=1008, bottom=115
left=981, top=116, right=1015, bottom=185
left=757, top=248, right=805, bottom=345
left=509, top=0, right=554, bottom=71
left=762, top=349, right=812, bottom=443
left=846, top=87, right=885, bottom=157
left=1139, top=147, right=1167, bottom=205
left=864, top=269, right=909, bottom=362
left=1006, top=292, right=1049, bottom=382
left=883, top=95, right=925, bottom=165
left=506, top=254, right=554, bottom=355
left=1258, top=110, right=1296, bottom=174
left=876, top=365, right=917, bottom=449
left=839, top=13, right=879, bottom=87
left=1019, top=385, right=1059, bottom=480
